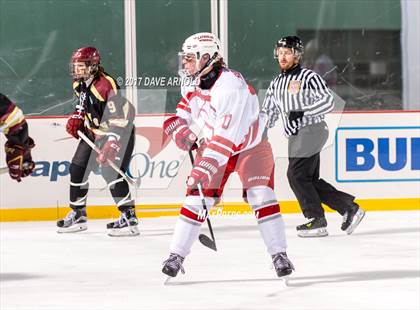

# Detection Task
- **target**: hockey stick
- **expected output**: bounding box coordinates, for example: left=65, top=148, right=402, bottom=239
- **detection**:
left=188, top=150, right=217, bottom=251
left=77, top=130, right=141, bottom=188
left=54, top=136, right=73, bottom=142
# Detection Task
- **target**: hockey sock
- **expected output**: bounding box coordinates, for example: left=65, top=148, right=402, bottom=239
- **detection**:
left=169, top=195, right=215, bottom=257
left=103, top=168, right=134, bottom=210
left=247, top=186, right=287, bottom=255
left=69, top=163, right=89, bottom=209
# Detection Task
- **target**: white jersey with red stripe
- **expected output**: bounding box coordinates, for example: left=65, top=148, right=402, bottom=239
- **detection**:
left=176, top=68, right=267, bottom=166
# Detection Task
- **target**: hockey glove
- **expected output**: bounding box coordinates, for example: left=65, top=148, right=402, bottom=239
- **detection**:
left=96, top=138, right=121, bottom=166
left=163, top=116, right=197, bottom=151
left=288, top=110, right=304, bottom=135
left=66, top=105, right=85, bottom=139
left=187, top=156, right=219, bottom=189
left=5, top=137, right=35, bottom=182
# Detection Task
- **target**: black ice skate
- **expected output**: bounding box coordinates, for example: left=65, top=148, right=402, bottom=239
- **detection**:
left=57, top=208, right=87, bottom=233
left=107, top=208, right=139, bottom=237
left=162, top=253, right=185, bottom=278
left=341, top=203, right=365, bottom=235
left=272, top=252, right=295, bottom=277
left=296, top=217, right=328, bottom=237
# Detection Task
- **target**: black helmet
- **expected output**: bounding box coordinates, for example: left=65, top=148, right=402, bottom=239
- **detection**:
left=276, top=36, right=303, bottom=53
left=273, top=36, right=303, bottom=60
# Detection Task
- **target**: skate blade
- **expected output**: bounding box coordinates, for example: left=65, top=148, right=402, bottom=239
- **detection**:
left=278, top=275, right=290, bottom=286
left=57, top=223, right=87, bottom=233
left=346, top=208, right=366, bottom=235
left=164, top=276, right=172, bottom=285
left=107, top=226, right=140, bottom=237
left=297, top=227, right=328, bottom=238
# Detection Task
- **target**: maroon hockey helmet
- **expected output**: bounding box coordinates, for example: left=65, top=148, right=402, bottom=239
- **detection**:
left=71, top=46, right=101, bottom=65
left=70, top=46, right=101, bottom=80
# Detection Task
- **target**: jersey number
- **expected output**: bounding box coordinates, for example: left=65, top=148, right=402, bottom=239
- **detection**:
left=108, top=101, right=116, bottom=113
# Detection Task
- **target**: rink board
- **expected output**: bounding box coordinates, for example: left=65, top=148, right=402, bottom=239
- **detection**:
left=0, top=111, right=419, bottom=221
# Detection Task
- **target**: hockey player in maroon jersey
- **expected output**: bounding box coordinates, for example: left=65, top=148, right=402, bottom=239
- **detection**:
left=56, top=47, right=138, bottom=236
left=0, top=93, right=35, bottom=182
left=162, top=33, right=294, bottom=279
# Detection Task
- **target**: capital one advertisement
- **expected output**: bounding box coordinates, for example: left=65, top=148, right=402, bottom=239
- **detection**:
left=0, top=115, right=191, bottom=209
left=1, top=112, right=419, bottom=211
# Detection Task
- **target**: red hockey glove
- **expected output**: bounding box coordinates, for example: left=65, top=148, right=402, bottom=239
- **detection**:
left=163, top=116, right=197, bottom=151
left=187, top=156, right=219, bottom=189
left=66, top=106, right=85, bottom=139
left=96, top=139, right=121, bottom=165
left=5, top=137, right=35, bottom=182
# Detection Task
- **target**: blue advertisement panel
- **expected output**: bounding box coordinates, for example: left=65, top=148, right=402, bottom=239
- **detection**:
left=336, top=126, right=420, bottom=182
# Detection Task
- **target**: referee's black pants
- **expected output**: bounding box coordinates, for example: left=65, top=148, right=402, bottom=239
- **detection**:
left=287, top=121, right=355, bottom=219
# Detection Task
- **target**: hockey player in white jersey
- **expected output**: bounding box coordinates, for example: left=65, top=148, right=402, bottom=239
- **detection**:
left=162, top=32, right=294, bottom=279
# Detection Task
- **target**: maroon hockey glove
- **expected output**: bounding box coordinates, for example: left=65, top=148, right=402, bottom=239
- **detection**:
left=163, top=116, right=197, bottom=151
left=96, top=139, right=121, bottom=165
left=5, top=137, right=35, bottom=182
left=66, top=108, right=85, bottom=139
left=187, top=156, right=219, bottom=189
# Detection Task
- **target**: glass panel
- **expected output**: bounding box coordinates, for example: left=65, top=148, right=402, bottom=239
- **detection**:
left=228, top=0, right=402, bottom=111
left=0, top=0, right=124, bottom=115
left=136, top=0, right=211, bottom=114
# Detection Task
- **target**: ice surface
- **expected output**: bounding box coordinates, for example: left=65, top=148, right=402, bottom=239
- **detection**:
left=1, top=211, right=419, bottom=310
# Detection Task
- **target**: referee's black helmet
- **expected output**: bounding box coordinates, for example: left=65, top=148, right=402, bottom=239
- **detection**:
left=273, top=36, right=304, bottom=60
left=276, top=36, right=303, bottom=53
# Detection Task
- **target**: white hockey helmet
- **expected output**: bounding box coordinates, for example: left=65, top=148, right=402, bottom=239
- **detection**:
left=178, top=32, right=222, bottom=77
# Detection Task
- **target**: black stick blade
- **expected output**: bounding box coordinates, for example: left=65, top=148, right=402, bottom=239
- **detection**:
left=198, top=234, right=217, bottom=251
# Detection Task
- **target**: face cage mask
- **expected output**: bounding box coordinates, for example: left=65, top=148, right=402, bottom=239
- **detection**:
left=178, top=51, right=219, bottom=79
left=178, top=52, right=197, bottom=78
left=70, top=62, right=98, bottom=81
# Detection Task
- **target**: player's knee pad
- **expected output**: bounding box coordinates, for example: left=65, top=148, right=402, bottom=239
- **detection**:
left=246, top=186, right=281, bottom=222
left=179, top=195, right=216, bottom=225
left=69, top=163, right=88, bottom=184
left=246, top=186, right=277, bottom=207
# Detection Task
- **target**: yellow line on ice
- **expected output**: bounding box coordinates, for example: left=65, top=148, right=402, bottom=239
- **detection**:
left=0, top=198, right=418, bottom=222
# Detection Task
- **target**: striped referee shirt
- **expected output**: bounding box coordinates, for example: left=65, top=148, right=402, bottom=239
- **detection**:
left=262, top=64, right=334, bottom=137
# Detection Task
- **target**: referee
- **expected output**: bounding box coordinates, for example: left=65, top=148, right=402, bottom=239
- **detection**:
left=262, top=36, right=365, bottom=237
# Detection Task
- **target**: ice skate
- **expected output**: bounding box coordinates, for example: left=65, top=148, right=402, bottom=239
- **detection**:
left=162, top=253, right=185, bottom=283
left=272, top=252, right=294, bottom=284
left=107, top=208, right=139, bottom=237
left=57, top=208, right=87, bottom=233
left=341, top=203, right=365, bottom=235
left=296, top=217, right=328, bottom=237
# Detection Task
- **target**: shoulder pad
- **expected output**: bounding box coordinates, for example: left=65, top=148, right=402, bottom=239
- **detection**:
left=91, top=73, right=118, bottom=101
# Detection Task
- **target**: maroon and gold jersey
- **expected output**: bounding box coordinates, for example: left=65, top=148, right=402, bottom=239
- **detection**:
left=72, top=71, right=135, bottom=140
left=0, top=93, right=30, bottom=146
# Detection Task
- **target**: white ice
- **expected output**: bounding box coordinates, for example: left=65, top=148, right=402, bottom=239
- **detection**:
left=1, top=211, right=419, bottom=310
